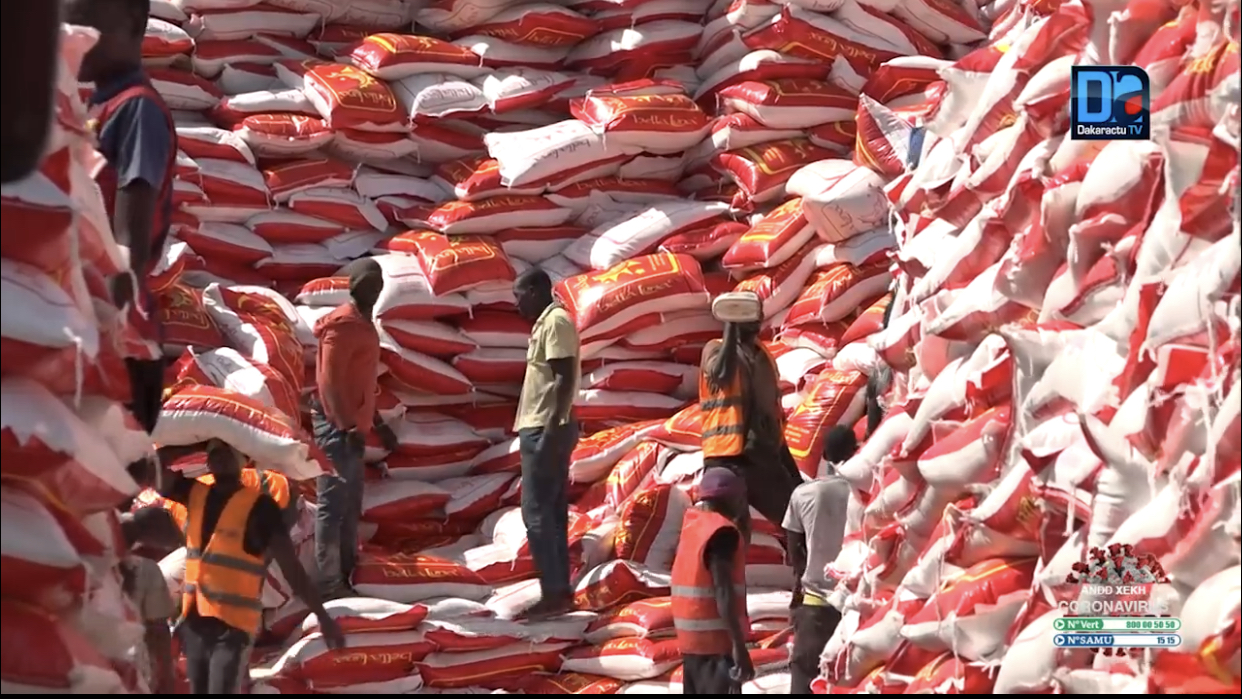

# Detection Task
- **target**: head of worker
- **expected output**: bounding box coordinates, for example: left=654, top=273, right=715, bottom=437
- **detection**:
left=823, top=425, right=859, bottom=466
left=514, top=267, right=555, bottom=321
left=694, top=467, right=748, bottom=527
left=204, top=438, right=245, bottom=479
left=119, top=506, right=181, bottom=552
left=705, top=292, right=763, bottom=393
left=344, top=257, right=384, bottom=317
left=66, top=0, right=149, bottom=83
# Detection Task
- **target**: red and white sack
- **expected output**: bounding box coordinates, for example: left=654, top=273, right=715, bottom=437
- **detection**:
left=561, top=637, right=682, bottom=681
left=719, top=78, right=858, bottom=130
left=615, top=483, right=692, bottom=571
left=575, top=559, right=672, bottom=612
left=153, top=385, right=322, bottom=480
left=348, top=33, right=487, bottom=81
left=366, top=254, right=472, bottom=320
left=479, top=68, right=575, bottom=113
left=585, top=597, right=676, bottom=643
left=563, top=200, right=731, bottom=271
left=351, top=552, right=493, bottom=603
left=722, top=197, right=816, bottom=270
left=1, top=600, right=126, bottom=693
left=571, top=93, right=711, bottom=155
left=785, top=159, right=890, bottom=243
left=484, top=119, right=634, bottom=188
left=171, top=346, right=300, bottom=420
left=269, top=629, right=434, bottom=690
left=391, top=74, right=489, bottom=121
left=2, top=379, right=141, bottom=515
left=556, top=252, right=711, bottom=340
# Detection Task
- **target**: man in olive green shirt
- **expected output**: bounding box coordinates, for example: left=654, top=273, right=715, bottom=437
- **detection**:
left=513, top=267, right=581, bottom=620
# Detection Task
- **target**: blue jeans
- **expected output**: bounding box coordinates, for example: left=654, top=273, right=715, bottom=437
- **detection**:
left=312, top=405, right=365, bottom=591
left=518, top=422, right=579, bottom=599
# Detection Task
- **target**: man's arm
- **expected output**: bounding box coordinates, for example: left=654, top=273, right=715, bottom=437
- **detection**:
left=705, top=530, right=748, bottom=654
left=101, top=98, right=173, bottom=283
left=264, top=506, right=345, bottom=649
left=151, top=444, right=208, bottom=503
left=782, top=493, right=807, bottom=608
left=281, top=488, right=302, bottom=531
left=543, top=315, right=579, bottom=427
left=786, top=531, right=808, bottom=606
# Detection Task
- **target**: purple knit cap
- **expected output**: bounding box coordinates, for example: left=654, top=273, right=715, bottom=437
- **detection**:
left=696, top=467, right=745, bottom=501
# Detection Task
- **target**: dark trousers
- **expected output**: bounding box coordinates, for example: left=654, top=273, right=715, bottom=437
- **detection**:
left=126, top=356, right=166, bottom=434
left=791, top=604, right=842, bottom=694
left=312, top=405, right=365, bottom=591
left=683, top=653, right=741, bottom=694
left=179, top=616, right=253, bottom=694
left=517, top=423, right=579, bottom=598
left=704, top=442, right=801, bottom=528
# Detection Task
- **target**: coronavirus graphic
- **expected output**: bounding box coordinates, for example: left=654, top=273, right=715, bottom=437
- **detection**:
left=1063, top=544, right=1171, bottom=658
left=1064, top=543, right=1170, bottom=586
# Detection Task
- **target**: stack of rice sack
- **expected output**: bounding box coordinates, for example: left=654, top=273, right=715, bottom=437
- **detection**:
left=128, top=0, right=1242, bottom=695
left=0, top=24, right=165, bottom=694
left=806, top=0, right=1242, bottom=694
left=129, top=0, right=1020, bottom=694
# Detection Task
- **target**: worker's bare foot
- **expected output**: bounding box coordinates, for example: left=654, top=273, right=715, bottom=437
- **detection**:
left=525, top=593, right=574, bottom=622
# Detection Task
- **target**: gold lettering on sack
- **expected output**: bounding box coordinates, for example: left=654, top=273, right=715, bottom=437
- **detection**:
left=466, top=195, right=534, bottom=212
left=313, top=63, right=398, bottom=112
left=484, top=27, right=580, bottom=47
left=432, top=236, right=499, bottom=270
left=595, top=279, right=675, bottom=315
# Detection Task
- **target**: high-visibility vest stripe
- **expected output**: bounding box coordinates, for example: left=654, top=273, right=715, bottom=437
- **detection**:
left=184, top=549, right=269, bottom=577
left=182, top=583, right=265, bottom=611
left=669, top=584, right=747, bottom=598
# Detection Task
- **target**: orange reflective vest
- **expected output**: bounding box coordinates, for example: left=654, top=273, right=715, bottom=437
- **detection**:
left=164, top=469, right=291, bottom=534
left=181, top=482, right=267, bottom=635
left=699, top=344, right=779, bottom=458
left=671, top=508, right=749, bottom=655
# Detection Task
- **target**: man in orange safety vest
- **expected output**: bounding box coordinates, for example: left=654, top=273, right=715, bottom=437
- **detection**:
left=149, top=440, right=343, bottom=694
left=671, top=467, right=756, bottom=694
left=699, top=292, right=802, bottom=528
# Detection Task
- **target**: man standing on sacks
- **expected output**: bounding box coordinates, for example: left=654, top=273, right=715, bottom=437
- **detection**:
left=513, top=267, right=582, bottom=620
left=312, top=258, right=399, bottom=599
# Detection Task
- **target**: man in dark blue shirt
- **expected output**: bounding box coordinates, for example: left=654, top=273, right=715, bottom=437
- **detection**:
left=67, top=0, right=177, bottom=434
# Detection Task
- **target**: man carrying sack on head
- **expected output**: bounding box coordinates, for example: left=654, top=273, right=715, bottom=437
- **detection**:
left=698, top=291, right=803, bottom=528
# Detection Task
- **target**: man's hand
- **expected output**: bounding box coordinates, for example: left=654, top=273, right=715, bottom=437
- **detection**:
left=370, top=462, right=390, bottom=480
left=126, top=457, right=156, bottom=488
left=732, top=644, right=756, bottom=684
left=345, top=429, right=366, bottom=455
left=375, top=422, right=399, bottom=452
left=110, top=272, right=137, bottom=311
left=318, top=614, right=347, bottom=651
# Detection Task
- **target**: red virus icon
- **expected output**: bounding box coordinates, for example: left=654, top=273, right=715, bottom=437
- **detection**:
left=1064, top=544, right=1170, bottom=586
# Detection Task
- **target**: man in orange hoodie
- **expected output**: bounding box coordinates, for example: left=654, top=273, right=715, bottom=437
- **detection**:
left=312, top=258, right=398, bottom=598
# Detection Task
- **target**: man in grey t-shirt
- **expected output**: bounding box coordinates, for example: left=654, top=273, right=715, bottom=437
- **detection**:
left=783, top=426, right=857, bottom=694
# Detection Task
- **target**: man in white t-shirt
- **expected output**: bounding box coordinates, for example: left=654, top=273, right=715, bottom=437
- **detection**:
left=119, top=508, right=180, bottom=693
left=783, top=426, right=857, bottom=694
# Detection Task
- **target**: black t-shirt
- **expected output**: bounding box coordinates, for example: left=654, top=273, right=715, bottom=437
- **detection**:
left=161, top=476, right=285, bottom=558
